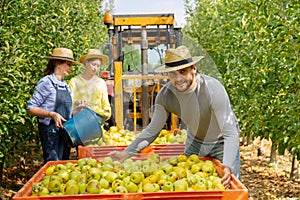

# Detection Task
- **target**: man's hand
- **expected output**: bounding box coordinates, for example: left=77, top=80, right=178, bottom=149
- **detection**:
left=108, top=150, right=130, bottom=163
left=221, top=166, right=232, bottom=188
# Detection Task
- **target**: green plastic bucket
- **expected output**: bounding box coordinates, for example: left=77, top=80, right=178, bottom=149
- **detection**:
left=62, top=108, right=106, bottom=147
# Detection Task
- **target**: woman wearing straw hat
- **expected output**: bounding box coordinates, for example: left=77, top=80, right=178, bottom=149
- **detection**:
left=109, top=45, right=240, bottom=188
left=27, top=48, right=84, bottom=163
left=69, top=49, right=111, bottom=123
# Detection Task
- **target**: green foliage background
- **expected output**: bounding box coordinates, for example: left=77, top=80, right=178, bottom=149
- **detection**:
left=184, top=0, right=299, bottom=159
left=0, top=0, right=109, bottom=179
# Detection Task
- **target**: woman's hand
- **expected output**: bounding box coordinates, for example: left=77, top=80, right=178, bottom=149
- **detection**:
left=49, top=112, right=66, bottom=128
left=73, top=100, right=89, bottom=115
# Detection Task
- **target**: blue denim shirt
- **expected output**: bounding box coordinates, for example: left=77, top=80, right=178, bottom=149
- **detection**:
left=27, top=74, right=72, bottom=125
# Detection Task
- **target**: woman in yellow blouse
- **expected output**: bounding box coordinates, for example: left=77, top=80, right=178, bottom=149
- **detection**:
left=69, top=49, right=111, bottom=120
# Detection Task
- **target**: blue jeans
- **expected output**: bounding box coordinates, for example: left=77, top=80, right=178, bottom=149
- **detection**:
left=184, top=134, right=240, bottom=180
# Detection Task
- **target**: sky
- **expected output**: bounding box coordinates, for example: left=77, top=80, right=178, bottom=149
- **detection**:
left=103, top=0, right=187, bottom=26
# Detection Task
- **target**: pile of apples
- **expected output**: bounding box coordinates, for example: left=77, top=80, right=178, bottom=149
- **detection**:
left=31, top=154, right=225, bottom=196
left=88, top=127, right=187, bottom=146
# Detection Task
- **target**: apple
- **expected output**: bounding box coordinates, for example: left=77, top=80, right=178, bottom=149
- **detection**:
left=101, top=157, right=113, bottom=165
left=104, top=171, right=118, bottom=183
left=99, top=178, right=110, bottom=189
left=130, top=171, right=144, bottom=184
left=48, top=179, right=61, bottom=192
left=167, top=171, right=178, bottom=182
left=77, top=158, right=87, bottom=168
left=42, top=176, right=50, bottom=187
left=173, top=179, right=188, bottom=191
left=45, top=165, right=55, bottom=176
left=167, top=156, right=178, bottom=166
left=86, top=158, right=98, bottom=167
left=111, top=179, right=122, bottom=191
left=187, top=174, right=198, bottom=185
left=65, top=162, right=74, bottom=169
left=77, top=182, right=87, bottom=194
left=161, top=162, right=173, bottom=174
left=57, top=170, right=70, bottom=183
left=142, top=183, right=157, bottom=192
left=177, top=154, right=188, bottom=162
left=117, top=169, right=128, bottom=180
left=86, top=179, right=100, bottom=194
left=141, top=164, right=155, bottom=177
left=115, top=185, right=128, bottom=193
left=87, top=167, right=101, bottom=181
left=102, top=163, right=114, bottom=172
left=162, top=181, right=174, bottom=191
left=202, top=160, right=215, bottom=174
left=55, top=163, right=67, bottom=172
left=190, top=163, right=201, bottom=174
left=124, top=181, right=138, bottom=193
left=173, top=166, right=187, bottom=179
left=64, top=183, right=79, bottom=195
left=77, top=173, right=87, bottom=183
left=147, top=174, right=159, bottom=183
left=38, top=186, right=50, bottom=196
left=69, top=170, right=81, bottom=181
left=81, top=165, right=91, bottom=173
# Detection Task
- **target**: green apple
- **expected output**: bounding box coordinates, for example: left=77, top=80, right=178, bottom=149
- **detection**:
left=117, top=169, right=128, bottom=180
left=69, top=170, right=81, bottom=181
left=190, top=163, right=201, bottom=174
left=86, top=179, right=100, bottom=194
left=161, top=162, right=173, bottom=174
left=202, top=160, right=214, bottom=174
left=57, top=169, right=70, bottom=183
left=104, top=171, right=118, bottom=183
left=167, top=156, right=178, bottom=166
left=65, top=179, right=77, bottom=188
left=65, top=162, right=74, bottom=169
left=77, top=158, right=87, bottom=168
left=141, top=164, right=155, bottom=177
left=32, top=182, right=43, bottom=195
left=162, top=181, right=174, bottom=191
left=167, top=171, right=178, bottom=182
left=115, top=185, right=128, bottom=193
left=87, top=167, right=101, bottom=181
left=192, top=180, right=207, bottom=191
left=86, top=158, right=98, bottom=167
left=101, top=157, right=113, bottom=165
left=173, top=179, right=188, bottom=191
left=99, top=178, right=110, bottom=189
left=177, top=154, right=188, bottom=162
left=152, top=169, right=164, bottom=178
left=187, top=174, right=198, bottom=185
left=213, top=183, right=225, bottom=190
left=102, top=163, right=114, bottom=172
left=77, top=173, right=87, bottom=183
left=124, top=181, right=138, bottom=193
left=42, top=176, right=50, bottom=187
left=173, top=166, right=187, bottom=179
left=188, top=154, right=200, bottom=163
left=64, top=183, right=79, bottom=195
left=38, top=186, right=50, bottom=196
left=142, top=182, right=156, bottom=192
left=45, top=165, right=56, bottom=176
left=77, top=182, right=87, bottom=194
left=48, top=179, right=61, bottom=192
left=130, top=171, right=144, bottom=184
left=111, top=179, right=122, bottom=191
left=81, top=165, right=91, bottom=173
left=55, top=163, right=67, bottom=172
left=148, top=153, right=161, bottom=163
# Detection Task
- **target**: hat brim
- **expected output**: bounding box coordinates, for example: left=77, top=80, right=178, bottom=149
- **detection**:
left=45, top=56, right=79, bottom=64
left=80, top=54, right=109, bottom=64
left=154, top=56, right=205, bottom=73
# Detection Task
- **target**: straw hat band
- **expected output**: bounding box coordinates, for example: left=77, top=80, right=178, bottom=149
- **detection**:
left=49, top=56, right=75, bottom=61
left=166, top=57, right=193, bottom=68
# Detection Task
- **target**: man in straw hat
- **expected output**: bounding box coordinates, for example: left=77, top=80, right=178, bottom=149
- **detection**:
left=69, top=49, right=111, bottom=126
left=109, top=45, right=240, bottom=188
left=27, top=47, right=85, bottom=163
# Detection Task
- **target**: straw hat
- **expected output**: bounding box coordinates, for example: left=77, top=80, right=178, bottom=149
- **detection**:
left=155, top=45, right=204, bottom=73
left=45, top=48, right=78, bottom=63
left=79, top=49, right=109, bottom=64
